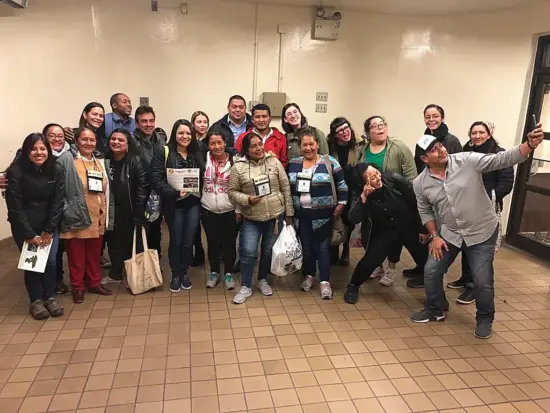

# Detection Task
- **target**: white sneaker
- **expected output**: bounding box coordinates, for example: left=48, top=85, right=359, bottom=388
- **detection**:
left=101, top=276, right=122, bottom=285
left=257, top=279, right=273, bottom=296
left=233, top=286, right=252, bottom=304
left=320, top=281, right=332, bottom=300
left=370, top=266, right=384, bottom=279
left=300, top=275, right=315, bottom=292
left=380, top=268, right=396, bottom=287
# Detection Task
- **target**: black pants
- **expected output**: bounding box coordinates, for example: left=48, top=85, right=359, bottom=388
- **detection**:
left=388, top=241, right=403, bottom=264
left=350, top=226, right=428, bottom=286
left=108, top=216, right=143, bottom=280
left=147, top=215, right=163, bottom=258
left=193, top=223, right=205, bottom=259
left=201, top=208, right=237, bottom=274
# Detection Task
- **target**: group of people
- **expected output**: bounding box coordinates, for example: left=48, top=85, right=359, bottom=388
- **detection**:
left=4, top=92, right=545, bottom=339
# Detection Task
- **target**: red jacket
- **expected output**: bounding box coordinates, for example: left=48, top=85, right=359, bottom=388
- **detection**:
left=235, top=127, right=288, bottom=167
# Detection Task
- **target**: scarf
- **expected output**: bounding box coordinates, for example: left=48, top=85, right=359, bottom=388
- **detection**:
left=425, top=123, right=449, bottom=141
left=464, top=136, right=498, bottom=154
left=52, top=142, right=70, bottom=158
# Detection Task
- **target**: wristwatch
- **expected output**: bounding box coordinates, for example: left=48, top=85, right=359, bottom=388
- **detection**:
left=428, top=232, right=440, bottom=240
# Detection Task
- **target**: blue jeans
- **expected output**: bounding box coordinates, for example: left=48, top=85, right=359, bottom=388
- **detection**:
left=424, top=227, right=498, bottom=322
left=298, top=219, right=331, bottom=282
left=15, top=232, right=59, bottom=303
left=240, top=218, right=283, bottom=288
left=165, top=205, right=200, bottom=278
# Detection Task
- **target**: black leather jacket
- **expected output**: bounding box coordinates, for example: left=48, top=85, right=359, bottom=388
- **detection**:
left=109, top=154, right=149, bottom=226
left=348, top=171, right=425, bottom=250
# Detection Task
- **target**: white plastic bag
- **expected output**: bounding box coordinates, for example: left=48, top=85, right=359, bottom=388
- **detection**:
left=271, top=222, right=303, bottom=277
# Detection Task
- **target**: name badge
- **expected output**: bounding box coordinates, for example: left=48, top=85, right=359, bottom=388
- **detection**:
left=296, top=171, right=312, bottom=193
left=253, top=174, right=271, bottom=197
left=87, top=170, right=104, bottom=193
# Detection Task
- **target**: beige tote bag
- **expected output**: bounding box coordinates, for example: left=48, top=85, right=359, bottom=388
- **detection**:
left=125, top=226, right=163, bottom=295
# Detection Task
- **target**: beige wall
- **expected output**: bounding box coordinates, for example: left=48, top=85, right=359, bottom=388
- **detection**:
left=0, top=0, right=548, bottom=239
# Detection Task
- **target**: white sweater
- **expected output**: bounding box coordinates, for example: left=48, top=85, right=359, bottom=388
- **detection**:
left=201, top=152, right=235, bottom=214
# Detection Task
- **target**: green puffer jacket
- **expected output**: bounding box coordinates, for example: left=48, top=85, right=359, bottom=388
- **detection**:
left=286, top=124, right=329, bottom=161
left=356, top=137, right=417, bottom=181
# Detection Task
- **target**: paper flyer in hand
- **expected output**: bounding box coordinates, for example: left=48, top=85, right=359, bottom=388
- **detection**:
left=17, top=241, right=52, bottom=273
left=166, top=168, right=200, bottom=193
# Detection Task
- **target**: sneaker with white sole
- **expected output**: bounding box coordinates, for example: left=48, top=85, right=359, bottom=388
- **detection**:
left=370, top=266, right=384, bottom=279
left=100, top=256, right=112, bottom=268
left=300, top=275, right=315, bottom=292
left=233, top=286, right=252, bottom=304
left=257, top=279, right=273, bottom=296
left=379, top=268, right=396, bottom=287
left=101, top=275, right=122, bottom=285
left=224, top=273, right=236, bottom=290
left=206, top=272, right=220, bottom=288
left=320, top=281, right=332, bottom=299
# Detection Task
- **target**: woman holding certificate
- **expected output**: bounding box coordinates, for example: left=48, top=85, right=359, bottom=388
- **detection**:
left=6, top=133, right=65, bottom=319
left=58, top=128, right=114, bottom=304
left=150, top=119, right=205, bottom=293
left=228, top=132, right=294, bottom=304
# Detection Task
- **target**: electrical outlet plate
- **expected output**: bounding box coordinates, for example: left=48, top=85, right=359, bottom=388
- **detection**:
left=316, top=92, right=328, bottom=102
left=315, top=103, right=327, bottom=113
left=140, top=97, right=149, bottom=106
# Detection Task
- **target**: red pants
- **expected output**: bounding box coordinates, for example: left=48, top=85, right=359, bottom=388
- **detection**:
left=65, top=237, right=103, bottom=290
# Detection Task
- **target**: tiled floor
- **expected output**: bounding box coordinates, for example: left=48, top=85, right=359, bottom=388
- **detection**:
left=0, top=235, right=550, bottom=413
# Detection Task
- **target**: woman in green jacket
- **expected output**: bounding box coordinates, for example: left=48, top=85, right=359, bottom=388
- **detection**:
left=357, top=116, right=417, bottom=181
left=357, top=115, right=418, bottom=285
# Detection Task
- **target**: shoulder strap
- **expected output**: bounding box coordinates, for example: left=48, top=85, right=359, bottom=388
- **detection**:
left=323, top=155, right=337, bottom=206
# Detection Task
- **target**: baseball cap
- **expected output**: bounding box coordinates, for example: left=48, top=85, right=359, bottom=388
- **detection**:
left=416, top=135, right=438, bottom=155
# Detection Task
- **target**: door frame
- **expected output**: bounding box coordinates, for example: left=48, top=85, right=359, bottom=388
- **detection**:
left=506, top=36, right=550, bottom=260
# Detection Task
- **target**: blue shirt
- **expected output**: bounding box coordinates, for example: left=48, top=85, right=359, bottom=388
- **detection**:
left=227, top=115, right=247, bottom=141
left=104, top=113, right=136, bottom=144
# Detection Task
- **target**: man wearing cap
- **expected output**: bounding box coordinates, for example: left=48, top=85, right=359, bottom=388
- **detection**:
left=411, top=125, right=544, bottom=339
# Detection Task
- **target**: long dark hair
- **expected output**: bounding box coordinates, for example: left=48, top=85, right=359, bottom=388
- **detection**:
left=79, top=102, right=105, bottom=129
left=18, top=133, right=55, bottom=178
left=328, top=117, right=357, bottom=145
left=281, top=103, right=307, bottom=133
left=239, top=132, right=262, bottom=157
left=109, top=128, right=139, bottom=157
left=168, top=119, right=198, bottom=153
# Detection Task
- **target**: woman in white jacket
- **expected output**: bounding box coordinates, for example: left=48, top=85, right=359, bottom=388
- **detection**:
left=201, top=128, right=238, bottom=290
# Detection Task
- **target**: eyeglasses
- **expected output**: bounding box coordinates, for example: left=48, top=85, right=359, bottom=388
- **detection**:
left=336, top=125, right=350, bottom=134
left=369, top=123, right=386, bottom=131
left=47, top=134, right=64, bottom=140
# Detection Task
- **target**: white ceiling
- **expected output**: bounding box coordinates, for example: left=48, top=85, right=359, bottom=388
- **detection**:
left=230, top=0, right=548, bottom=16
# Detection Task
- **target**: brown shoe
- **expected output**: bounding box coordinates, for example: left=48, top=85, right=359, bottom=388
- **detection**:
left=88, top=285, right=113, bottom=296
left=30, top=300, right=49, bottom=320
left=72, top=290, right=85, bottom=304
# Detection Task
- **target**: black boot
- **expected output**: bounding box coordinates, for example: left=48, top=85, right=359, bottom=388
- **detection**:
left=338, top=242, right=350, bottom=266
left=344, top=284, right=360, bottom=304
